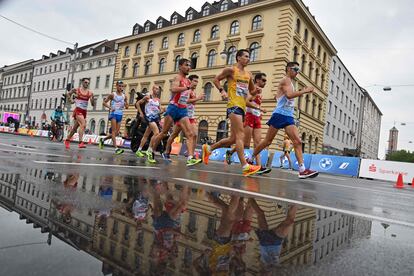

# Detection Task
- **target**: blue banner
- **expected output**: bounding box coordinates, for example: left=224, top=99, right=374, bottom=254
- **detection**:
left=208, top=148, right=229, bottom=162
left=231, top=149, right=269, bottom=166
left=310, top=154, right=360, bottom=176
left=271, top=151, right=312, bottom=171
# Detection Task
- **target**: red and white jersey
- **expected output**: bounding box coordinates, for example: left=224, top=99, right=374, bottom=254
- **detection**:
left=246, top=94, right=262, bottom=117
left=74, top=88, right=92, bottom=110
left=170, top=77, right=191, bottom=109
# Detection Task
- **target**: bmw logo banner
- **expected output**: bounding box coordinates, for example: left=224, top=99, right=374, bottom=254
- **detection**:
left=310, top=154, right=360, bottom=176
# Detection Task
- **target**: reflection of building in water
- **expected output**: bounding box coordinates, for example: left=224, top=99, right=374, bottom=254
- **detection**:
left=0, top=172, right=18, bottom=211
left=92, top=179, right=316, bottom=275
left=312, top=210, right=371, bottom=264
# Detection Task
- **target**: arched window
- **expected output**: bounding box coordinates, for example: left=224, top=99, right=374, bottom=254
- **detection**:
left=174, top=55, right=181, bottom=71
left=314, top=137, right=319, bottom=154
left=301, top=55, right=306, bottom=71
left=133, top=63, right=139, bottom=77
left=304, top=29, right=308, bottom=42
left=144, top=60, right=151, bottom=75
left=312, top=98, right=316, bottom=117
left=317, top=45, right=321, bottom=57
left=230, top=21, right=239, bottom=35
left=177, top=33, right=185, bottom=46
left=211, top=25, right=219, bottom=39
left=318, top=103, right=322, bottom=120
left=187, top=10, right=193, bottom=21
left=311, top=37, right=315, bottom=50
left=321, top=74, right=325, bottom=89
left=249, top=42, right=260, bottom=62
left=162, top=37, right=168, bottom=49
left=193, top=30, right=201, bottom=43
left=159, top=58, right=166, bottom=73
left=191, top=53, right=198, bottom=69
left=315, top=68, right=319, bottom=84
left=305, top=95, right=309, bottom=113
left=122, top=64, right=128, bottom=78
left=129, top=89, right=136, bottom=105
left=323, top=52, right=327, bottom=64
left=216, top=120, right=228, bottom=141
left=135, top=44, right=141, bottom=55
left=99, top=120, right=106, bottom=135
left=308, top=135, right=313, bottom=153
left=293, top=46, right=298, bottom=62
left=198, top=120, right=208, bottom=143
left=207, top=50, right=216, bottom=68
left=296, top=18, right=301, bottom=33
left=226, top=46, right=236, bottom=65
left=124, top=46, right=130, bottom=57
left=308, top=62, right=313, bottom=79
left=202, top=6, right=210, bottom=16
left=90, top=119, right=96, bottom=134
left=171, top=15, right=178, bottom=25
left=220, top=0, right=228, bottom=11
left=252, top=15, right=262, bottom=31
left=301, top=132, right=306, bottom=153
left=147, top=40, right=154, bottom=52
left=204, top=82, right=213, bottom=101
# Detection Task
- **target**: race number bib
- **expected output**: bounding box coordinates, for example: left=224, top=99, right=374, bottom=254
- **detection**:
left=236, top=81, right=248, bottom=97
left=178, top=90, right=190, bottom=105
left=187, top=104, right=195, bottom=118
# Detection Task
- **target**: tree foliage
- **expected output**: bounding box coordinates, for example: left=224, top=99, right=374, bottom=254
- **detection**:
left=386, top=150, right=414, bottom=163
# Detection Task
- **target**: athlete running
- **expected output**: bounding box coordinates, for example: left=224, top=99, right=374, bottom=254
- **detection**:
left=64, top=78, right=95, bottom=149
left=146, top=58, right=201, bottom=167
left=135, top=85, right=162, bottom=158
left=251, top=61, right=319, bottom=179
left=225, top=73, right=270, bottom=174
left=279, top=135, right=293, bottom=169
left=99, top=80, right=129, bottom=154
left=163, top=74, right=204, bottom=161
left=202, top=49, right=261, bottom=176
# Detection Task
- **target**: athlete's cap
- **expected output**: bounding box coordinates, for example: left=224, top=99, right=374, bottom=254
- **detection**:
left=117, top=80, right=124, bottom=85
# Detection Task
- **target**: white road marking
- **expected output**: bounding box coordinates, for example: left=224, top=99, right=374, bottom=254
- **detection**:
left=33, top=160, right=160, bottom=170
left=173, top=177, right=414, bottom=228
left=189, top=168, right=414, bottom=198
left=0, top=142, right=38, bottom=151
left=0, top=148, right=70, bottom=158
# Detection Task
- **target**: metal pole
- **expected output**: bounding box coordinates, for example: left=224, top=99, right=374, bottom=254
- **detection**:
left=65, top=42, right=78, bottom=121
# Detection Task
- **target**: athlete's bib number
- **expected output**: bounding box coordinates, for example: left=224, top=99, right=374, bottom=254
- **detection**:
left=236, top=82, right=248, bottom=97
left=178, top=90, right=189, bottom=105
left=285, top=98, right=295, bottom=107
left=187, top=104, right=195, bottom=118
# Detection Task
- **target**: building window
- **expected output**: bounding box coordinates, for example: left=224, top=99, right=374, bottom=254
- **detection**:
left=99, top=120, right=105, bottom=135
left=144, top=60, right=151, bottom=75
left=144, top=22, right=150, bottom=32
left=312, top=99, right=316, bottom=117
left=211, top=25, right=219, bottom=39
left=171, top=15, right=178, bottom=25
left=252, top=15, right=262, bottom=31
left=162, top=37, right=168, bottom=49
left=147, top=40, right=154, bottom=52
left=122, top=64, right=128, bottom=78
left=204, top=82, right=213, bottom=101
left=177, top=33, right=185, bottom=46
left=249, top=42, right=260, bottom=62
left=187, top=10, right=193, bottom=21
left=296, top=18, right=301, bottom=33
left=226, top=46, right=237, bottom=65
left=293, top=46, right=298, bottom=62
left=133, top=63, right=139, bottom=77
left=326, top=122, right=330, bottom=135
left=216, top=120, right=228, bottom=141
left=220, top=0, right=228, bottom=11
left=157, top=19, right=163, bottom=29
left=305, top=95, right=309, bottom=113
left=135, top=43, right=141, bottom=55
left=202, top=6, right=210, bottom=16
left=174, top=55, right=181, bottom=71
left=207, top=50, right=216, bottom=68
left=105, top=75, right=110, bottom=88
left=191, top=53, right=198, bottom=69
left=159, top=58, right=166, bottom=73
left=318, top=103, right=322, bottom=120
left=301, top=54, right=306, bottom=71
left=95, top=76, right=100, bottom=89
left=230, top=20, right=239, bottom=35
left=315, top=68, right=319, bottom=84
left=193, top=30, right=201, bottom=43
left=129, top=89, right=136, bottom=105
left=311, top=37, right=315, bottom=51
left=124, top=46, right=130, bottom=57
left=90, top=119, right=96, bottom=134
left=308, top=62, right=313, bottom=79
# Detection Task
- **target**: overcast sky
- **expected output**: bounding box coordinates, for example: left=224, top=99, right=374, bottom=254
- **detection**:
left=0, top=0, right=413, bottom=158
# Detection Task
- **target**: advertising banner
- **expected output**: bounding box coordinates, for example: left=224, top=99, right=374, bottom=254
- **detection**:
left=231, top=149, right=269, bottom=166
left=310, top=154, right=360, bottom=176
left=359, top=159, right=414, bottom=183
left=271, top=151, right=312, bottom=171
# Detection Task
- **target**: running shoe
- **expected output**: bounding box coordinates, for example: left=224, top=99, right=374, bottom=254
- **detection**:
left=115, top=148, right=124, bottom=155
left=225, top=150, right=232, bottom=165
left=187, top=158, right=202, bottom=167
left=256, top=166, right=272, bottom=175
left=146, top=151, right=157, bottom=164
left=135, top=150, right=145, bottom=158
left=202, top=144, right=211, bottom=164
left=298, top=169, right=319, bottom=179
left=161, top=152, right=172, bottom=162
left=78, top=142, right=86, bottom=148
left=98, top=138, right=104, bottom=150
left=242, top=164, right=261, bottom=176
left=64, top=140, right=70, bottom=149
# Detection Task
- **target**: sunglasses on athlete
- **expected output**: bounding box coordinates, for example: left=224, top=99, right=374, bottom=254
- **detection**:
left=290, top=67, right=300, bottom=72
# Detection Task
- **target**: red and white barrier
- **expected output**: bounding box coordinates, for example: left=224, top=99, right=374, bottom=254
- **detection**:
left=359, top=159, right=414, bottom=183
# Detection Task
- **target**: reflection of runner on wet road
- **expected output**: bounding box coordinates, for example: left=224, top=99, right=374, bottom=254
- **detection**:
left=249, top=198, right=297, bottom=274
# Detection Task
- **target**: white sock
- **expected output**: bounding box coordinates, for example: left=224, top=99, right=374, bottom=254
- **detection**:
left=147, top=147, right=153, bottom=153
left=242, top=164, right=249, bottom=170
left=138, top=147, right=142, bottom=151
left=187, top=155, right=193, bottom=161
left=299, top=163, right=306, bottom=173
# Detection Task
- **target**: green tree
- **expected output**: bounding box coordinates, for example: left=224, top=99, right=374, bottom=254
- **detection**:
left=386, top=150, right=414, bottom=163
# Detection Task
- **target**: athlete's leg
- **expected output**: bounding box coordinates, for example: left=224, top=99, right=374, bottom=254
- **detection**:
left=150, top=116, right=173, bottom=152
left=286, top=152, right=293, bottom=168
left=138, top=126, right=152, bottom=150
left=110, top=118, right=118, bottom=147
left=66, top=120, right=79, bottom=140
left=192, top=122, right=198, bottom=154
left=284, top=125, right=303, bottom=167
left=76, top=114, right=87, bottom=142
left=229, top=113, right=248, bottom=166
left=248, top=198, right=268, bottom=230
left=252, top=127, right=262, bottom=167
left=178, top=117, right=196, bottom=157
left=164, top=124, right=182, bottom=154
left=252, top=126, right=278, bottom=161
left=274, top=205, right=298, bottom=238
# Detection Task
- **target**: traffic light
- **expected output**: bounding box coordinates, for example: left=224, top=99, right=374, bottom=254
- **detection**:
left=66, top=83, right=72, bottom=92
left=61, top=93, right=67, bottom=106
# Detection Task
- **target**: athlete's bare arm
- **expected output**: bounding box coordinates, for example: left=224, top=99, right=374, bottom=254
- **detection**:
left=89, top=92, right=96, bottom=107
left=171, top=75, right=189, bottom=95
left=124, top=95, right=129, bottom=109
left=213, top=67, right=234, bottom=100
left=246, top=94, right=259, bottom=109
left=187, top=92, right=205, bottom=104
left=103, top=93, right=113, bottom=110
left=137, top=96, right=149, bottom=118
left=283, top=77, right=314, bottom=99
left=248, top=72, right=260, bottom=96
